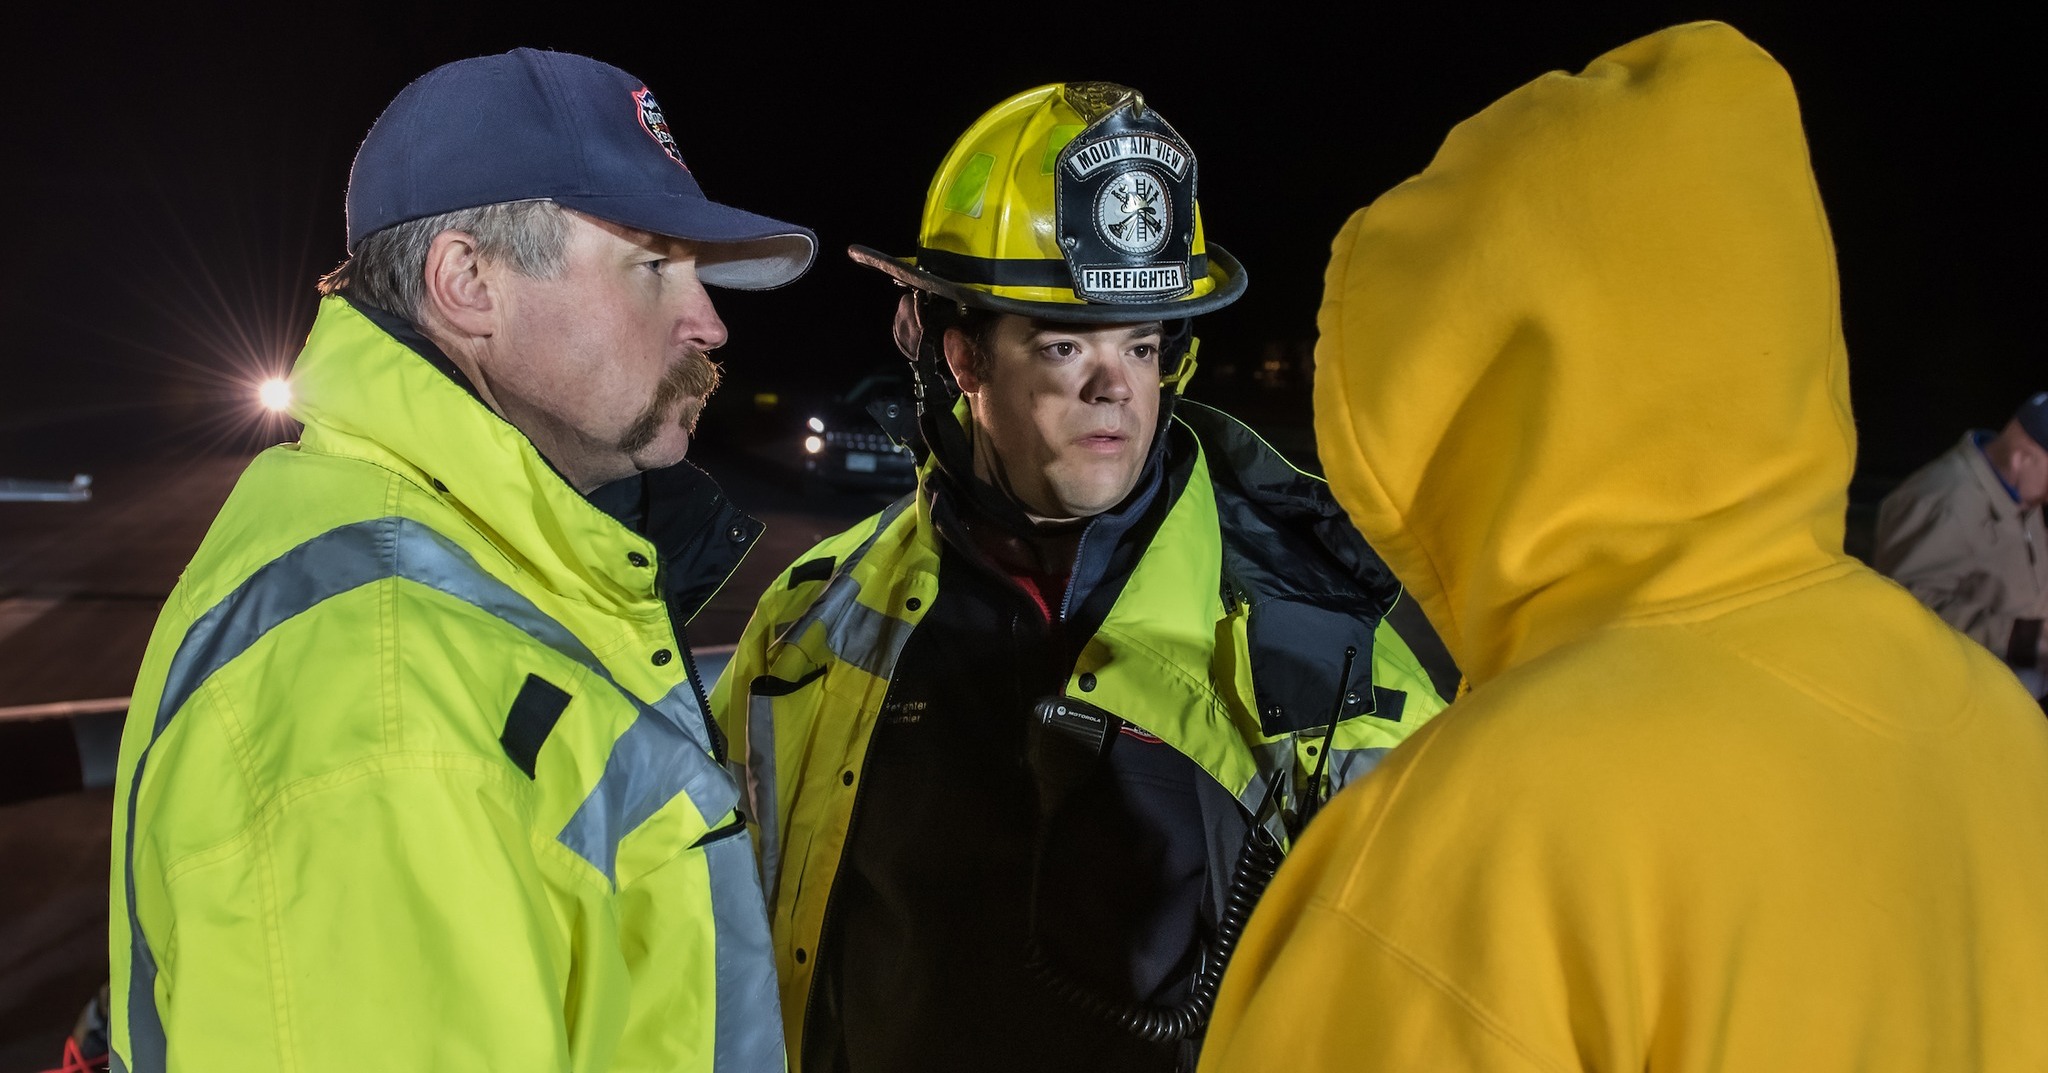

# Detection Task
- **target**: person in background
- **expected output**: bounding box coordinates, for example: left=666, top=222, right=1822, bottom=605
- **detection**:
left=1202, top=21, right=2048, bottom=1072
left=108, top=48, right=813, bottom=1072
left=711, top=81, right=1453, bottom=1073
left=1874, top=392, right=2048, bottom=701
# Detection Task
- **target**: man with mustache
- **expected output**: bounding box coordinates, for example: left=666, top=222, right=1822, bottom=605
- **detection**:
left=710, top=82, right=1454, bottom=1072
left=107, top=48, right=813, bottom=1072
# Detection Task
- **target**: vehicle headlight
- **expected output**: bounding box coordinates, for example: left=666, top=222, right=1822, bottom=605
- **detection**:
left=804, top=435, right=825, bottom=454
left=258, top=378, right=292, bottom=412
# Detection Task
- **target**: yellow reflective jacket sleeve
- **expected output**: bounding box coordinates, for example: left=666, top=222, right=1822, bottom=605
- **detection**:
left=145, top=735, right=578, bottom=1070
left=116, top=569, right=753, bottom=1073
left=116, top=596, right=746, bottom=1073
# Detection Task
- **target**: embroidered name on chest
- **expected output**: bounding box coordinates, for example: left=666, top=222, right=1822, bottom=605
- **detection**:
left=880, top=698, right=930, bottom=725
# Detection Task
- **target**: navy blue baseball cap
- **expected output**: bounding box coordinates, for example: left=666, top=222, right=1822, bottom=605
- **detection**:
left=345, top=48, right=816, bottom=290
left=2015, top=392, right=2048, bottom=449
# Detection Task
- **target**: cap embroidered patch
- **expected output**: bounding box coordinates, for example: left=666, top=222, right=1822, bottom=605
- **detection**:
left=633, top=87, right=688, bottom=169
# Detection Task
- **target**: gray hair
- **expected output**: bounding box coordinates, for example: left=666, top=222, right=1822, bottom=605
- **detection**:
left=317, top=199, right=569, bottom=319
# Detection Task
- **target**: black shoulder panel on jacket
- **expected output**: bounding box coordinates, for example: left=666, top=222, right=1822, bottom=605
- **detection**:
left=501, top=673, right=573, bottom=779
left=789, top=556, right=836, bottom=588
left=1370, top=685, right=1406, bottom=724
left=751, top=666, right=826, bottom=698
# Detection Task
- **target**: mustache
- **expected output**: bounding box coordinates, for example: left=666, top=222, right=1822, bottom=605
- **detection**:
left=618, top=349, right=721, bottom=455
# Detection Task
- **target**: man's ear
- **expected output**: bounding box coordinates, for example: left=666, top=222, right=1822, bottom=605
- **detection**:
left=422, top=230, right=495, bottom=338
left=942, top=326, right=983, bottom=394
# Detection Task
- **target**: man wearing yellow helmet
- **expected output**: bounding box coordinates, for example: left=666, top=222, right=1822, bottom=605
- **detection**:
left=710, top=82, right=1453, bottom=1072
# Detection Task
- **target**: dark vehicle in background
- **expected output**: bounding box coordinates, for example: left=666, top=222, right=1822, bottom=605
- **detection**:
left=802, top=370, right=921, bottom=493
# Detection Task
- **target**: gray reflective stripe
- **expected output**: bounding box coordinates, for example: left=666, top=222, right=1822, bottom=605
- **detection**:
left=817, top=584, right=920, bottom=680
left=747, top=693, right=782, bottom=904
left=772, top=495, right=918, bottom=680
left=1229, top=739, right=1390, bottom=852
left=1238, top=738, right=1296, bottom=845
left=120, top=517, right=733, bottom=1068
left=1322, top=745, right=1391, bottom=794
left=747, top=496, right=914, bottom=913
left=558, top=677, right=739, bottom=882
left=115, top=955, right=162, bottom=1073
left=706, top=830, right=784, bottom=1071
left=386, top=518, right=738, bottom=879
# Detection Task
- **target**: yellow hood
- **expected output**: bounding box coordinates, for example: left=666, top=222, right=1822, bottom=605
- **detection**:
left=1314, top=20, right=1856, bottom=687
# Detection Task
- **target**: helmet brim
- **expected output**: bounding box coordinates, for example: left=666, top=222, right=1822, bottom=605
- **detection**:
left=846, top=243, right=1247, bottom=322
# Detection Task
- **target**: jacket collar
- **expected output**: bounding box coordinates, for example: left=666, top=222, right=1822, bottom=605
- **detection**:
left=287, top=295, right=759, bottom=616
left=1967, top=430, right=2024, bottom=509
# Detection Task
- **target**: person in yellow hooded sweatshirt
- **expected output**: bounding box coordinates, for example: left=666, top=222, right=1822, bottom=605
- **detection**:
left=1200, top=20, right=2048, bottom=1073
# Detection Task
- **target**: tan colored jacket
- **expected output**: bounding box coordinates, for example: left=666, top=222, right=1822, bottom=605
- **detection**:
left=1875, top=432, right=2048, bottom=681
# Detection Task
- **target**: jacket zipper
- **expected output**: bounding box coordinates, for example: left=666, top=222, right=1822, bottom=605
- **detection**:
left=677, top=623, right=730, bottom=766
left=1055, top=518, right=1098, bottom=624
left=655, top=557, right=730, bottom=767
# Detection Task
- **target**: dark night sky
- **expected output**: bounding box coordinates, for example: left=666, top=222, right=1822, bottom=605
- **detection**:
left=1, top=3, right=2035, bottom=486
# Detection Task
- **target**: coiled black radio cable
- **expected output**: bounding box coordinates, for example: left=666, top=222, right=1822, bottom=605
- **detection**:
left=1023, top=644, right=1359, bottom=1053
left=1025, top=777, right=1286, bottom=1046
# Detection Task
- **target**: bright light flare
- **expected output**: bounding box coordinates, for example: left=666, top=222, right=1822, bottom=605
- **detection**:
left=804, top=435, right=825, bottom=455
left=258, top=378, right=292, bottom=412
left=806, top=416, right=826, bottom=433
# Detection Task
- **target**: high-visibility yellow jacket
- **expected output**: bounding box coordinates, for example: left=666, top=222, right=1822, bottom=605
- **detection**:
left=709, top=399, right=1451, bottom=1062
left=108, top=296, right=784, bottom=1072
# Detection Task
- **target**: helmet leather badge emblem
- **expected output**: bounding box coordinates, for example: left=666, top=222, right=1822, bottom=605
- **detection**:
left=1096, top=170, right=1170, bottom=256
left=632, top=86, right=689, bottom=169
left=1055, top=93, right=1197, bottom=304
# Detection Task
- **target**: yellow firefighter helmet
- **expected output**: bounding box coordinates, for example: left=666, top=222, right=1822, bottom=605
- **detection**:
left=849, top=81, right=1246, bottom=321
